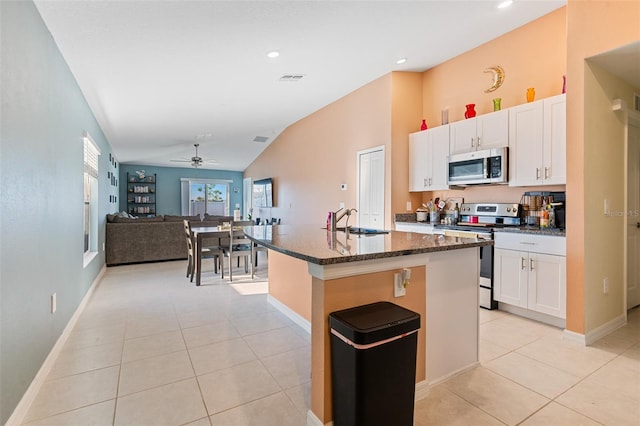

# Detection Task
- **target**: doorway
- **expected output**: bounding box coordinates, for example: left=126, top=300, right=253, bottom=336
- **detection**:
left=627, top=121, right=640, bottom=309
left=357, top=146, right=385, bottom=229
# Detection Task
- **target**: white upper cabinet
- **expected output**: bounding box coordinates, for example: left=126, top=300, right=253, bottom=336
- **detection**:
left=449, top=109, right=509, bottom=155
left=509, top=94, right=566, bottom=186
left=409, top=125, right=450, bottom=192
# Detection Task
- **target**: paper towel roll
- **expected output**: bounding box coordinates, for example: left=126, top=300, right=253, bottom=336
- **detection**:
left=233, top=209, right=241, bottom=221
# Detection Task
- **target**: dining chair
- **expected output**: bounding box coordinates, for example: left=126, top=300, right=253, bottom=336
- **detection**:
left=183, top=220, right=223, bottom=282
left=222, top=220, right=253, bottom=282
left=251, top=242, right=268, bottom=279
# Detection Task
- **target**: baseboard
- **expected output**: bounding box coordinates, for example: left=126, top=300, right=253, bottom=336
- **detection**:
left=267, top=295, right=311, bottom=334
left=307, top=410, right=330, bottom=426
left=414, top=380, right=430, bottom=401
left=5, top=266, right=106, bottom=426
left=427, top=361, right=480, bottom=387
left=563, top=313, right=627, bottom=346
left=562, top=329, right=587, bottom=345
left=584, top=314, right=626, bottom=345
left=498, top=303, right=566, bottom=329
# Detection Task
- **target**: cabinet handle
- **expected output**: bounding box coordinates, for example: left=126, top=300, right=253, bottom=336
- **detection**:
left=544, top=167, right=550, bottom=179
left=477, top=136, right=481, bottom=146
left=521, top=257, right=526, bottom=270
left=471, top=137, right=474, bottom=148
left=424, top=178, right=428, bottom=187
left=429, top=177, right=432, bottom=186
left=519, top=242, right=536, bottom=245
left=530, top=258, right=534, bottom=271
left=536, top=168, right=541, bottom=179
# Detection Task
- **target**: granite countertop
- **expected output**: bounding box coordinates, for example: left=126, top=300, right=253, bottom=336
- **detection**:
left=243, top=224, right=492, bottom=265
left=494, top=227, right=566, bottom=236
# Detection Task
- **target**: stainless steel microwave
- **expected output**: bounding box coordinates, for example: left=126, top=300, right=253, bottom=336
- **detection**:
left=447, top=147, right=508, bottom=186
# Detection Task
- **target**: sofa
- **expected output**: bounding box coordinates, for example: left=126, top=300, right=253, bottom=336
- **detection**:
left=105, top=214, right=233, bottom=266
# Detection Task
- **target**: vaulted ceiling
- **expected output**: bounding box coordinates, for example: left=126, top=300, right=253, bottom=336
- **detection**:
left=34, top=0, right=566, bottom=171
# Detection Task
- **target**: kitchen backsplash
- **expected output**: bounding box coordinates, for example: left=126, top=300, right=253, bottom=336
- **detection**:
left=421, top=184, right=566, bottom=206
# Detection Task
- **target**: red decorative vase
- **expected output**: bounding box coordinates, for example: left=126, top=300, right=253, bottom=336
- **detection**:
left=464, top=104, right=476, bottom=119
left=420, top=119, right=428, bottom=131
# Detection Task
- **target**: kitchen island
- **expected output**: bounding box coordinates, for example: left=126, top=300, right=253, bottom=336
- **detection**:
left=243, top=225, right=492, bottom=425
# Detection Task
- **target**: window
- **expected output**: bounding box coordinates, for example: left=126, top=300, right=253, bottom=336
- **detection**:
left=180, top=178, right=233, bottom=217
left=83, top=131, right=100, bottom=266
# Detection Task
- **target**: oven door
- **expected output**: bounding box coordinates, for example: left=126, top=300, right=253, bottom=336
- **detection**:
left=479, top=245, right=497, bottom=309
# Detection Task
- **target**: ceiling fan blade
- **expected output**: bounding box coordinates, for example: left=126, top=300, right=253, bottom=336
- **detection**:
left=170, top=159, right=191, bottom=163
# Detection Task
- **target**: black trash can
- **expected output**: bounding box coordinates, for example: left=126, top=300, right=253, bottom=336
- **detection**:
left=329, top=301, right=421, bottom=426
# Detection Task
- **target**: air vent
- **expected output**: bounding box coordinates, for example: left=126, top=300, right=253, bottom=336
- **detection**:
left=635, top=93, right=640, bottom=112
left=279, top=74, right=305, bottom=82
left=253, top=136, right=269, bottom=143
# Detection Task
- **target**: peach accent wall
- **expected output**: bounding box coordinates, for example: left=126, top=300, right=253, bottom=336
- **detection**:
left=391, top=72, right=425, bottom=214
left=418, top=7, right=567, bottom=206
left=267, top=250, right=312, bottom=321
left=566, top=0, right=640, bottom=333
left=310, top=267, right=426, bottom=423
left=245, top=72, right=423, bottom=229
left=244, top=75, right=390, bottom=226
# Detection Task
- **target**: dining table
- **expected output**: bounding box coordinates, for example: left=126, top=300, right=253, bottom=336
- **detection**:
left=190, top=226, right=228, bottom=286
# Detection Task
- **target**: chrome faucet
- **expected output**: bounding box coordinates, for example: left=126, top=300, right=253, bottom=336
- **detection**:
left=332, top=208, right=358, bottom=230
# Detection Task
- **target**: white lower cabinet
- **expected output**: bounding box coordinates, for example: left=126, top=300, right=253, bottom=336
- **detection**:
left=494, top=233, right=566, bottom=319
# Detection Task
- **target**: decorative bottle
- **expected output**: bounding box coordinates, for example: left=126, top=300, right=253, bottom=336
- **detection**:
left=493, top=98, right=501, bottom=111
left=464, top=104, right=476, bottom=119
left=421, top=119, right=428, bottom=131
left=526, top=88, right=535, bottom=102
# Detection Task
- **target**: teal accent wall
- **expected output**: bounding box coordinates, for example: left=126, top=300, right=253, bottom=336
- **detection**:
left=118, top=164, right=244, bottom=216
left=0, top=1, right=113, bottom=422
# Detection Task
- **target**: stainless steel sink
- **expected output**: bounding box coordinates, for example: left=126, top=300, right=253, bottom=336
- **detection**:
left=347, top=227, right=389, bottom=235
left=323, top=227, right=388, bottom=235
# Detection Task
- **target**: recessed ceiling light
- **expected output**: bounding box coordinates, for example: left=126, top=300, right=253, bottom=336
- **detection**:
left=497, top=0, right=513, bottom=8
left=396, top=58, right=408, bottom=65
left=267, top=50, right=280, bottom=58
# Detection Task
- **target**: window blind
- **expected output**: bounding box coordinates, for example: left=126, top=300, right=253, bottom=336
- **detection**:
left=83, top=132, right=100, bottom=178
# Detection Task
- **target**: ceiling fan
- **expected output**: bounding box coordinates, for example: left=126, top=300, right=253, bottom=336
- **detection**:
left=170, top=143, right=218, bottom=168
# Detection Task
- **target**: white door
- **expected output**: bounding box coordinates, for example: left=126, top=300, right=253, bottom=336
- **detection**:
left=543, top=94, right=567, bottom=184
left=476, top=109, right=509, bottom=150
left=358, top=147, right=384, bottom=229
left=409, top=132, right=429, bottom=191
left=627, top=123, right=640, bottom=309
left=494, top=248, right=528, bottom=308
left=508, top=100, right=544, bottom=186
left=449, top=118, right=477, bottom=155
left=527, top=253, right=566, bottom=318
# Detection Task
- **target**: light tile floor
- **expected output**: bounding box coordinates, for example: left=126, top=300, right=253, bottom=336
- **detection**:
left=19, top=258, right=640, bottom=425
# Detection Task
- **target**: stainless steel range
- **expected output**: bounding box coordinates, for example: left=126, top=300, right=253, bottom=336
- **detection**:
left=434, top=203, right=521, bottom=310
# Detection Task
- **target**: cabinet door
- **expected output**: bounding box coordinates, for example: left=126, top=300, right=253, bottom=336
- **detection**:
left=429, top=125, right=450, bottom=190
left=409, top=131, right=430, bottom=191
left=449, top=118, right=477, bottom=155
left=543, top=94, right=566, bottom=185
left=508, top=100, right=544, bottom=186
left=527, top=253, right=566, bottom=318
left=477, top=109, right=509, bottom=150
left=494, top=248, right=528, bottom=307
